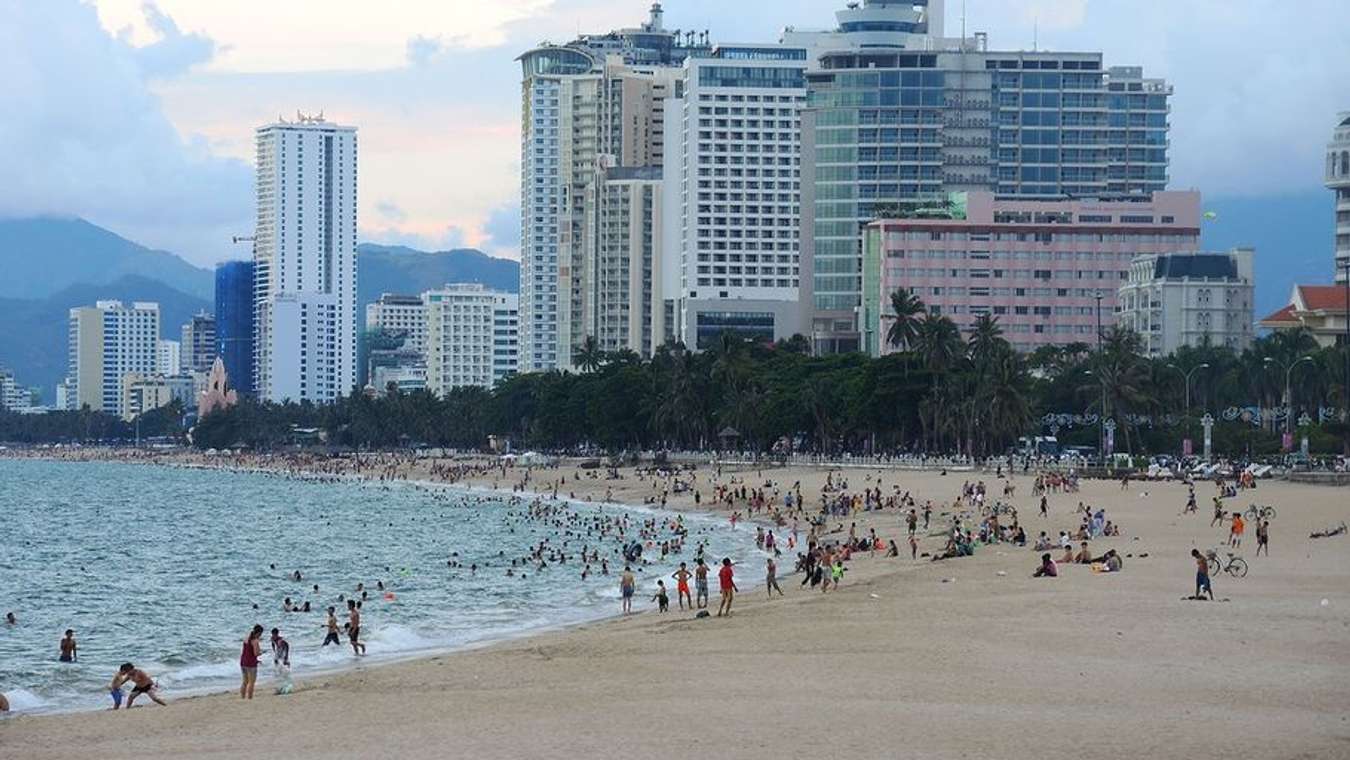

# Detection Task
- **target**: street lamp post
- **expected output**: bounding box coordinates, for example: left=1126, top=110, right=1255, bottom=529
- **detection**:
left=1168, top=362, right=1209, bottom=457
left=1265, top=355, right=1314, bottom=435
left=1166, top=362, right=1210, bottom=419
left=1094, top=292, right=1106, bottom=457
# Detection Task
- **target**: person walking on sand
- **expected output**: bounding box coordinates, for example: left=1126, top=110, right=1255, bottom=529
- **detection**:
left=120, top=663, right=167, bottom=707
left=1229, top=512, right=1245, bottom=549
left=1256, top=520, right=1269, bottom=557
left=240, top=625, right=264, bottom=699
left=347, top=600, right=366, bottom=655
left=694, top=559, right=710, bottom=610
left=620, top=566, right=636, bottom=614
left=59, top=629, right=77, bottom=662
left=765, top=557, right=783, bottom=597
left=1191, top=549, right=1214, bottom=601
left=672, top=563, right=693, bottom=610
left=716, top=558, right=738, bottom=617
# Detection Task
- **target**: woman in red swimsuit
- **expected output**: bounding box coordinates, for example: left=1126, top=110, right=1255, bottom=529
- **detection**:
left=240, top=624, right=264, bottom=699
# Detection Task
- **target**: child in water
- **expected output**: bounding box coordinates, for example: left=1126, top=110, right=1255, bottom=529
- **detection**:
left=652, top=580, right=669, bottom=612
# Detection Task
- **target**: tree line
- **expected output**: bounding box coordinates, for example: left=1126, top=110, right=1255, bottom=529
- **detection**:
left=5, top=293, right=1348, bottom=458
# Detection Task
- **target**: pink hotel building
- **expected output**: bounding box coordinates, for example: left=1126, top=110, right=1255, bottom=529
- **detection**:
left=861, top=191, right=1202, bottom=354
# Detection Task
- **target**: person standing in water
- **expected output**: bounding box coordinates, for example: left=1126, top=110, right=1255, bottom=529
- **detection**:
left=322, top=606, right=341, bottom=646
left=239, top=625, right=263, bottom=699
left=620, top=566, right=636, bottom=614
left=59, top=629, right=78, bottom=662
left=347, top=600, right=366, bottom=655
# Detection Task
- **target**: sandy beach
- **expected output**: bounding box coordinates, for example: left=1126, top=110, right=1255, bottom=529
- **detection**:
left=2, top=454, right=1348, bottom=759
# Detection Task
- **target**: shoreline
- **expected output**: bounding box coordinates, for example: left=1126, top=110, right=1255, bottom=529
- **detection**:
left=0, top=452, right=776, bottom=718
left=4, top=450, right=1349, bottom=760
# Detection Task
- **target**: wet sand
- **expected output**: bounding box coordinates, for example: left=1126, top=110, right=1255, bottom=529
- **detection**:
left=2, top=458, right=1348, bottom=759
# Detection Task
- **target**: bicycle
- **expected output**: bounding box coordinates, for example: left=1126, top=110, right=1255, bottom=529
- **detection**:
left=1244, top=504, right=1277, bottom=521
left=1205, top=548, right=1248, bottom=578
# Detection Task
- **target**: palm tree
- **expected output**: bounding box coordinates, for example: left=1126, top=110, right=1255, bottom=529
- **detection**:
left=914, top=313, right=964, bottom=378
left=967, top=314, right=1007, bottom=370
left=885, top=289, right=925, bottom=352
left=574, top=336, right=603, bottom=373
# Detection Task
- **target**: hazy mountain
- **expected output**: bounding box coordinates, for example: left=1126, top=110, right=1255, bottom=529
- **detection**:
left=0, top=276, right=211, bottom=401
left=0, top=218, right=520, bottom=398
left=0, top=217, right=214, bottom=301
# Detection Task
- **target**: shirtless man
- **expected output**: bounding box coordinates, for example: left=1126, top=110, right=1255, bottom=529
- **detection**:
left=119, top=663, right=167, bottom=707
left=322, top=607, right=342, bottom=646
left=59, top=629, right=78, bottom=662
left=347, top=600, right=366, bottom=655
left=672, top=563, right=693, bottom=610
left=694, top=560, right=710, bottom=610
left=620, top=566, right=636, bottom=614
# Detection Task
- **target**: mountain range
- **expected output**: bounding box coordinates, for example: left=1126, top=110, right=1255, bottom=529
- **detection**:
left=0, top=217, right=519, bottom=400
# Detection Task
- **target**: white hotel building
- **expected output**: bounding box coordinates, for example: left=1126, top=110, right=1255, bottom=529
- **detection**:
left=423, top=284, right=519, bottom=393
left=662, top=45, right=809, bottom=347
left=253, top=114, right=358, bottom=404
left=366, top=293, right=427, bottom=353
left=67, top=300, right=160, bottom=417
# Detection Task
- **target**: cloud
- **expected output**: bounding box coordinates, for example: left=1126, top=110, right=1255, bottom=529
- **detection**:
left=360, top=224, right=469, bottom=252
left=406, top=35, right=443, bottom=67
left=128, top=2, right=217, bottom=79
left=481, top=202, right=521, bottom=253
left=375, top=201, right=408, bottom=223
left=0, top=0, right=251, bottom=266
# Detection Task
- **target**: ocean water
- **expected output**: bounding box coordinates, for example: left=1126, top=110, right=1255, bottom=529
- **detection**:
left=0, top=459, right=763, bottom=714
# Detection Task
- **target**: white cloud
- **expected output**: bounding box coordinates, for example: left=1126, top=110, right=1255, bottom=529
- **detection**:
left=0, top=0, right=251, bottom=265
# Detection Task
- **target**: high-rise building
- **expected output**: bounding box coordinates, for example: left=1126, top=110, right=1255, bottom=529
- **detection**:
left=156, top=339, right=181, bottom=377
left=366, top=293, right=427, bottom=353
left=253, top=113, right=358, bottom=403
left=180, top=313, right=216, bottom=374
left=586, top=164, right=666, bottom=355
left=423, top=284, right=519, bottom=392
left=1117, top=248, right=1255, bottom=356
left=215, top=260, right=255, bottom=397
left=797, top=0, right=1172, bottom=352
left=1328, top=111, right=1350, bottom=283
left=0, top=367, right=30, bottom=412
left=861, top=191, right=1200, bottom=354
left=517, top=3, right=706, bottom=371
left=120, top=373, right=194, bottom=423
left=662, top=44, right=810, bottom=349
left=67, top=300, right=160, bottom=416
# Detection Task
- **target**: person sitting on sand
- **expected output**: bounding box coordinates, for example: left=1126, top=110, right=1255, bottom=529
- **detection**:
left=1059, top=544, right=1075, bottom=565
left=1074, top=542, right=1092, bottom=564
left=1033, top=553, right=1058, bottom=578
left=1102, top=550, right=1123, bottom=573
left=1034, top=532, right=1053, bottom=551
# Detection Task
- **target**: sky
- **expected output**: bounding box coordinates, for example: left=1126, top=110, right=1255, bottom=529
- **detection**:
left=2, top=0, right=1348, bottom=314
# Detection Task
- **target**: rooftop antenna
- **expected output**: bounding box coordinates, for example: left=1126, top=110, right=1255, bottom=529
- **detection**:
left=1033, top=16, right=1039, bottom=52
left=961, top=0, right=967, bottom=44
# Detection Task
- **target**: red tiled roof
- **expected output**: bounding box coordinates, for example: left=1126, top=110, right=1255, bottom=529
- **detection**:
left=1258, top=304, right=1298, bottom=325
left=1297, top=285, right=1349, bottom=312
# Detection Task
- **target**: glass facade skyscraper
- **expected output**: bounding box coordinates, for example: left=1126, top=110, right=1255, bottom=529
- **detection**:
left=798, top=1, right=1171, bottom=352
left=215, top=260, right=255, bottom=397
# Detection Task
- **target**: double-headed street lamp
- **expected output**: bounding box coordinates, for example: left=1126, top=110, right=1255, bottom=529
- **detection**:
left=1166, top=362, right=1210, bottom=418
left=1265, top=355, right=1314, bottom=434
